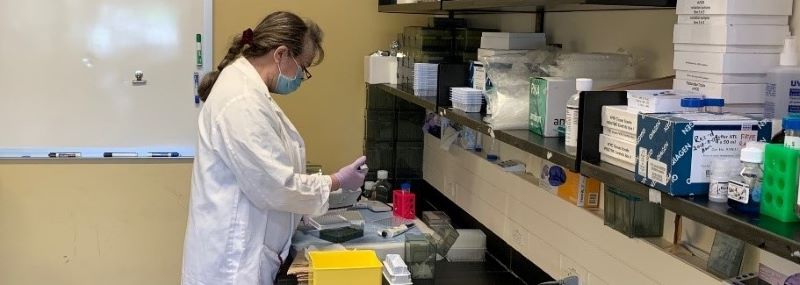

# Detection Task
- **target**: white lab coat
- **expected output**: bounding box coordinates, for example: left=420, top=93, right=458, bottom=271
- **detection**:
left=182, top=57, right=332, bottom=285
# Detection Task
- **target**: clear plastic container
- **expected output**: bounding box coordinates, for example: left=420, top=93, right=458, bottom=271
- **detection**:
left=681, top=97, right=705, bottom=113
left=784, top=116, right=800, bottom=150
left=728, top=147, right=764, bottom=216
left=565, top=78, right=594, bottom=155
left=375, top=170, right=393, bottom=203
left=705, top=98, right=725, bottom=114
left=446, top=229, right=486, bottom=262
left=404, top=233, right=436, bottom=279
left=603, top=185, right=665, bottom=237
left=421, top=211, right=451, bottom=226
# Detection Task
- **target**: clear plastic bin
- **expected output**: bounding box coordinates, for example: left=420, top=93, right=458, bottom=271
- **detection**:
left=421, top=211, right=451, bottom=226
left=446, top=247, right=485, bottom=262
left=404, top=233, right=436, bottom=279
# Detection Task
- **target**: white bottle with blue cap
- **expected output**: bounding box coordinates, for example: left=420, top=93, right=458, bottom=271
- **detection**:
left=565, top=78, right=594, bottom=155
left=765, top=36, right=800, bottom=119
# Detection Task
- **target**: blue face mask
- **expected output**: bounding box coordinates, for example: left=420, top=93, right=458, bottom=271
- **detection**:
left=274, top=57, right=304, bottom=95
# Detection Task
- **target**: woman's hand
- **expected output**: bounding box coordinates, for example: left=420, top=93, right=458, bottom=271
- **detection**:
left=332, top=156, right=367, bottom=191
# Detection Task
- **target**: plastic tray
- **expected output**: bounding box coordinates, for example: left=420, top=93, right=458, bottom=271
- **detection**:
left=453, top=101, right=482, bottom=113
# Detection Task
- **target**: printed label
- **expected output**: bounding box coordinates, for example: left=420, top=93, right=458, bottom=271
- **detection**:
left=647, top=159, right=669, bottom=186
left=565, top=107, right=579, bottom=147
left=587, top=193, right=599, bottom=207
left=728, top=181, right=750, bottom=204
left=689, top=127, right=756, bottom=183
left=638, top=147, right=649, bottom=175
left=709, top=181, right=728, bottom=200
left=576, top=177, right=586, bottom=207
left=605, top=128, right=637, bottom=142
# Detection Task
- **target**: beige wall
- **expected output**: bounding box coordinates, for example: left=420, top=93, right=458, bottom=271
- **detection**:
left=214, top=0, right=427, bottom=173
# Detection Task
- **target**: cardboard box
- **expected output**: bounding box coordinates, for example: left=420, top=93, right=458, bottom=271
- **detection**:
left=677, top=14, right=789, bottom=25
left=538, top=161, right=601, bottom=208
left=675, top=70, right=767, bottom=84
left=603, top=127, right=637, bottom=143
left=600, top=133, right=636, bottom=165
left=673, top=51, right=780, bottom=74
left=676, top=0, right=792, bottom=16
left=364, top=56, right=398, bottom=84
left=673, top=24, right=788, bottom=46
left=635, top=113, right=772, bottom=196
left=602, top=105, right=638, bottom=135
left=480, top=32, right=546, bottom=50
left=673, top=79, right=765, bottom=104
left=626, top=89, right=701, bottom=113
left=530, top=77, right=576, bottom=137
left=724, top=103, right=764, bottom=115
left=674, top=43, right=783, bottom=54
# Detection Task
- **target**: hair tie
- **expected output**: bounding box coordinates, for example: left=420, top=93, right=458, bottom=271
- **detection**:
left=241, top=28, right=254, bottom=45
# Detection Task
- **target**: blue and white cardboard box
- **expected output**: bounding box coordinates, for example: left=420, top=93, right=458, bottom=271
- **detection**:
left=635, top=112, right=771, bottom=196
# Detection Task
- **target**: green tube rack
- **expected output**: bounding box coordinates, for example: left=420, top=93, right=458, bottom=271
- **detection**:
left=761, top=144, right=800, bottom=223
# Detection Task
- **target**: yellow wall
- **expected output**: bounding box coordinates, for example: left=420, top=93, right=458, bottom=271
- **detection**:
left=0, top=1, right=424, bottom=285
left=214, top=0, right=427, bottom=172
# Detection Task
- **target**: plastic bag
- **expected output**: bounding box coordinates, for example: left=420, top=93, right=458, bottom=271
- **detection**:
left=481, top=49, right=558, bottom=130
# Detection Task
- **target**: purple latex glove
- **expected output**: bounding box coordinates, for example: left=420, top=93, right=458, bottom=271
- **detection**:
left=333, top=156, right=368, bottom=191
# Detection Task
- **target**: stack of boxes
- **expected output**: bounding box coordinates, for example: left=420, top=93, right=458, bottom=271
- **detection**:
left=672, top=0, right=792, bottom=114
left=397, top=26, right=492, bottom=87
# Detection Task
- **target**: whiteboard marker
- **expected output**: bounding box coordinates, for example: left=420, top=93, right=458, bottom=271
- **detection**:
left=194, top=72, right=200, bottom=104
left=148, top=152, right=180, bottom=158
left=196, top=34, right=203, bottom=67
left=48, top=152, right=81, bottom=158
left=103, top=152, right=139, bottom=158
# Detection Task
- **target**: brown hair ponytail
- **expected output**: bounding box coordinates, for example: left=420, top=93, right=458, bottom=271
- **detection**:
left=198, top=11, right=324, bottom=102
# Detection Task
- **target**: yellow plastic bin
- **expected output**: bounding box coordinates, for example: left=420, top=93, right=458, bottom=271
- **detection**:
left=308, top=250, right=383, bottom=285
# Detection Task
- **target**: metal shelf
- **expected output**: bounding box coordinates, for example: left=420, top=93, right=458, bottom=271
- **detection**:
left=581, top=161, right=800, bottom=265
left=375, top=84, right=438, bottom=111
left=378, top=2, right=444, bottom=14
left=379, top=0, right=675, bottom=14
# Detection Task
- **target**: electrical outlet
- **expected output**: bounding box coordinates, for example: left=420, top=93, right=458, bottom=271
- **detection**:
left=559, top=255, right=588, bottom=285
left=505, top=219, right=529, bottom=249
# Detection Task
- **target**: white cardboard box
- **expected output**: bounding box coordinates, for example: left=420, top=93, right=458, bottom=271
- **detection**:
left=626, top=89, right=702, bottom=113
left=673, top=24, right=788, bottom=46
left=676, top=0, right=793, bottom=16
left=675, top=70, right=767, bottom=84
left=480, top=32, right=546, bottom=50
left=603, top=127, right=637, bottom=144
left=529, top=77, right=576, bottom=137
left=724, top=103, right=765, bottom=114
left=673, top=43, right=783, bottom=54
left=602, top=105, right=638, bottom=136
left=364, top=56, right=397, bottom=84
left=677, top=14, right=789, bottom=25
left=601, top=153, right=635, bottom=172
left=600, top=133, right=636, bottom=165
left=673, top=79, right=765, bottom=104
left=673, top=51, right=780, bottom=74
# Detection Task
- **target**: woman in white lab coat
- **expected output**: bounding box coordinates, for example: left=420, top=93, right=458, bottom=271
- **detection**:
left=181, top=11, right=367, bottom=285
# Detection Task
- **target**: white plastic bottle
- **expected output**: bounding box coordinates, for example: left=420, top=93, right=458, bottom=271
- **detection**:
left=565, top=78, right=593, bottom=155
left=709, top=159, right=734, bottom=203
left=765, top=36, right=800, bottom=119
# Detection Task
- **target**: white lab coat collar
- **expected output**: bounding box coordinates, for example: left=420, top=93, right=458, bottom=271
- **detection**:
left=230, top=56, right=270, bottom=97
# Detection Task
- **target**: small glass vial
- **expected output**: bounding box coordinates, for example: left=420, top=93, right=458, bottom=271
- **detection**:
left=681, top=97, right=705, bottom=113
left=783, top=116, right=800, bottom=150
left=728, top=147, right=764, bottom=216
left=704, top=98, right=725, bottom=114
left=363, top=181, right=376, bottom=199
left=709, top=159, right=733, bottom=203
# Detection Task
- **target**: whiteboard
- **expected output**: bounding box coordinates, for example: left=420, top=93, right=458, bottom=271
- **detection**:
left=0, top=0, right=212, bottom=157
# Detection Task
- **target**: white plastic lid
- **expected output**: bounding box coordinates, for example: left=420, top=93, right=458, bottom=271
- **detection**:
left=364, top=181, right=376, bottom=190
left=740, top=147, right=763, bottom=163
left=377, top=170, right=389, bottom=180
left=745, top=141, right=767, bottom=152
left=576, top=78, right=593, bottom=92
left=780, top=36, right=798, bottom=66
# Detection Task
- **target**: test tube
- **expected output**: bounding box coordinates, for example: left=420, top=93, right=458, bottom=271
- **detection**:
left=680, top=98, right=704, bottom=113
left=704, top=98, right=724, bottom=114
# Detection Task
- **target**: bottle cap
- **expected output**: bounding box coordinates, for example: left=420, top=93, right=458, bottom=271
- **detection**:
left=377, top=170, right=389, bottom=180
left=740, top=147, right=763, bottom=163
left=575, top=78, right=593, bottom=92
left=705, top=98, right=724, bottom=107
left=680, top=97, right=704, bottom=108
left=783, top=116, right=800, bottom=130
left=401, top=182, right=411, bottom=191
left=780, top=36, right=798, bottom=66
left=364, top=181, right=376, bottom=190
left=746, top=141, right=767, bottom=152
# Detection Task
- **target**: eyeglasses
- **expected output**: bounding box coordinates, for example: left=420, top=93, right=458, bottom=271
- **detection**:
left=301, top=66, right=312, bottom=80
